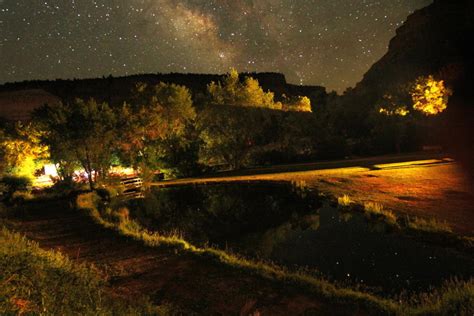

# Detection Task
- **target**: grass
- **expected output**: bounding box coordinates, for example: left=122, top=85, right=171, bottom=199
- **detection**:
left=337, top=196, right=397, bottom=226
left=338, top=194, right=456, bottom=235
left=0, top=225, right=171, bottom=315
left=76, top=192, right=474, bottom=315
left=363, top=202, right=398, bottom=226
left=335, top=195, right=473, bottom=254
left=408, top=217, right=453, bottom=234
left=337, top=194, right=353, bottom=207
left=409, top=279, right=474, bottom=315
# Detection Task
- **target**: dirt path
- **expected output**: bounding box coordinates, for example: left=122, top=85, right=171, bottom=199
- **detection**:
left=11, top=199, right=362, bottom=315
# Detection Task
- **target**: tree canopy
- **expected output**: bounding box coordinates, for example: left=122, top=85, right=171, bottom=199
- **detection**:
left=411, top=75, right=451, bottom=116
left=207, top=68, right=281, bottom=110
left=0, top=123, right=48, bottom=178
left=33, top=98, right=116, bottom=189
left=119, top=82, right=197, bottom=178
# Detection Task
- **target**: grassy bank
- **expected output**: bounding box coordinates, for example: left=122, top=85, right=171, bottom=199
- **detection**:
left=77, top=191, right=473, bottom=315
left=336, top=194, right=474, bottom=253
left=0, top=224, right=171, bottom=315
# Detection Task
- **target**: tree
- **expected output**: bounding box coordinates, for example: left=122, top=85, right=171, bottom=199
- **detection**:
left=282, top=95, right=312, bottom=112
left=207, top=68, right=282, bottom=109
left=198, top=106, right=269, bottom=169
left=200, top=69, right=320, bottom=168
left=371, top=87, right=413, bottom=154
left=118, top=82, right=197, bottom=178
left=34, top=98, right=116, bottom=189
left=199, top=70, right=283, bottom=169
left=411, top=75, right=452, bottom=115
left=0, top=123, right=49, bottom=179
left=370, top=75, right=451, bottom=154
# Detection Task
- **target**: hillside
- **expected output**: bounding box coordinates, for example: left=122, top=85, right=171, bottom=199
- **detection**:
left=353, top=0, right=473, bottom=101
left=0, top=89, right=61, bottom=121
left=345, top=0, right=473, bottom=167
left=0, top=72, right=326, bottom=121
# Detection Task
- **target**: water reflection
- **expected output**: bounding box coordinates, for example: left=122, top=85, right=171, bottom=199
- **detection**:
left=128, top=182, right=473, bottom=296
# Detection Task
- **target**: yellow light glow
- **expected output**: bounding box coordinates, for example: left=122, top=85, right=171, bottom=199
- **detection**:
left=373, top=158, right=453, bottom=169
left=379, top=106, right=409, bottom=116
left=411, top=75, right=452, bottom=115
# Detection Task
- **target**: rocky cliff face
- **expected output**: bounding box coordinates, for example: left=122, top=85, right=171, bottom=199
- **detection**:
left=351, top=0, right=474, bottom=176
left=353, top=0, right=473, bottom=103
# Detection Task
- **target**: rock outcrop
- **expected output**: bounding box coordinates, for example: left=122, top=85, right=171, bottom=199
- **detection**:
left=350, top=0, right=474, bottom=176
left=353, top=0, right=473, bottom=102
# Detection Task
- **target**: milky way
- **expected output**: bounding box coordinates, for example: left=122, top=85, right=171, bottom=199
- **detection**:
left=0, top=0, right=432, bottom=92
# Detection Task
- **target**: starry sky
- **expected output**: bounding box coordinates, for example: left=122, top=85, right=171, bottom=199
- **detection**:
left=0, top=0, right=432, bottom=92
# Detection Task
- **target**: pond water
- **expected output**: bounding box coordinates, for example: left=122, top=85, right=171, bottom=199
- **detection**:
left=127, top=182, right=474, bottom=296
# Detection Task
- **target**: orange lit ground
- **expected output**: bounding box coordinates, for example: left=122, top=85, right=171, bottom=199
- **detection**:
left=153, top=155, right=474, bottom=236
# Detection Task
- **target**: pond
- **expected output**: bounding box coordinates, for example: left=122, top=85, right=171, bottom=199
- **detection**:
left=127, top=182, right=474, bottom=296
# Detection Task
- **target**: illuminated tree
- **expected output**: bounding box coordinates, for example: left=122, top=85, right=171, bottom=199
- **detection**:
left=34, top=99, right=116, bottom=189
left=282, top=95, right=312, bottom=112
left=0, top=123, right=48, bottom=179
left=411, top=75, right=451, bottom=115
left=201, top=69, right=319, bottom=168
left=200, top=69, right=281, bottom=169
left=372, top=75, right=451, bottom=153
left=371, top=90, right=414, bottom=154
left=119, top=82, right=197, bottom=178
left=378, top=94, right=410, bottom=117
left=207, top=68, right=281, bottom=109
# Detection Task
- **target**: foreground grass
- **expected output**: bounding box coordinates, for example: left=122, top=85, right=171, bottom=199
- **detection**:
left=77, top=192, right=473, bottom=315
left=407, top=216, right=453, bottom=234
left=0, top=224, right=169, bottom=315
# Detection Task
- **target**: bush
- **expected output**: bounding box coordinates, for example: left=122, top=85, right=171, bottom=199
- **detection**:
left=408, top=217, right=453, bottom=234
left=10, top=190, right=34, bottom=204
left=0, top=176, right=32, bottom=204
left=0, top=176, right=32, bottom=193
left=95, top=187, right=113, bottom=201
left=317, top=135, right=350, bottom=160
left=76, top=192, right=101, bottom=211
left=338, top=195, right=353, bottom=207
left=363, top=202, right=397, bottom=226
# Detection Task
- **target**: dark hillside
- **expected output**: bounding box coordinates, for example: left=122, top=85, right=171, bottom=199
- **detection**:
left=343, top=0, right=473, bottom=170
left=0, top=72, right=326, bottom=108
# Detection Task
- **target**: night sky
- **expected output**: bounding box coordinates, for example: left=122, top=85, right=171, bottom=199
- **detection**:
left=0, top=0, right=432, bottom=92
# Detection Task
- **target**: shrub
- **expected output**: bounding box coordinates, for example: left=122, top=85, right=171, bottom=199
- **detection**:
left=363, top=202, right=397, bottom=225
left=1, top=175, right=31, bottom=193
left=10, top=190, right=34, bottom=203
left=337, top=195, right=352, bottom=207
left=0, top=176, right=32, bottom=204
left=408, top=217, right=453, bottom=234
left=45, top=178, right=86, bottom=197
left=76, top=192, right=100, bottom=210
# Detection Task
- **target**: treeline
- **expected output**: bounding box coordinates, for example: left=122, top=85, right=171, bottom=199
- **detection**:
left=0, top=70, right=323, bottom=188
left=0, top=71, right=327, bottom=109
left=0, top=70, right=451, bottom=189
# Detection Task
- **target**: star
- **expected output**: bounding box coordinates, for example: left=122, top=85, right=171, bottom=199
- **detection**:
left=0, top=0, right=432, bottom=93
